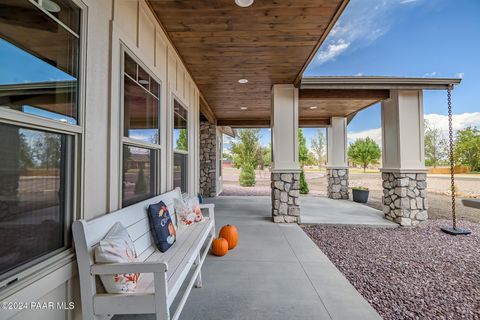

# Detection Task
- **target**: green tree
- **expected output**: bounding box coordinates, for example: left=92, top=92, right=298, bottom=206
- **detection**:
left=455, top=127, right=480, bottom=171
left=298, top=129, right=309, bottom=194
left=263, top=144, right=272, bottom=168
left=176, top=129, right=188, bottom=151
left=19, top=133, right=34, bottom=171
left=134, top=166, right=147, bottom=194
left=230, top=129, right=261, bottom=186
left=348, top=137, right=381, bottom=172
left=239, top=163, right=256, bottom=186
left=424, top=120, right=447, bottom=167
left=310, top=128, right=325, bottom=168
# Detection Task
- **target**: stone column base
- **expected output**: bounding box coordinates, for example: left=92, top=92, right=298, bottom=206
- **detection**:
left=271, top=172, right=300, bottom=223
left=382, top=172, right=428, bottom=226
left=327, top=168, right=349, bottom=199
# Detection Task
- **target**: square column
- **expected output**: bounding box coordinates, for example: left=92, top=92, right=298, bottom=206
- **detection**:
left=271, top=84, right=300, bottom=223
left=326, top=117, right=349, bottom=199
left=381, top=90, right=428, bottom=226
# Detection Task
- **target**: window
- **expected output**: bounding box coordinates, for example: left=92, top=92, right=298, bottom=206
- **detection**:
left=173, top=100, right=188, bottom=192
left=121, top=51, right=161, bottom=207
left=0, top=0, right=81, bottom=284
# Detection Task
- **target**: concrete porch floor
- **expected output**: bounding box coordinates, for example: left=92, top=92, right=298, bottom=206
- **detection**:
left=115, top=196, right=381, bottom=320
left=299, top=196, right=398, bottom=227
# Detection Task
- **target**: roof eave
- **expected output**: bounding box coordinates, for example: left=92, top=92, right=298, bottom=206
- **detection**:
left=301, top=76, right=462, bottom=90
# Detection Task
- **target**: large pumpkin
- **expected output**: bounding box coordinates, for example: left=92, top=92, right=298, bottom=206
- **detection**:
left=219, top=224, right=238, bottom=250
left=211, top=237, right=228, bottom=256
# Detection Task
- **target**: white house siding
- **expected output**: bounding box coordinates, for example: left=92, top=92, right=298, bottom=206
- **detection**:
left=1, top=1, right=200, bottom=319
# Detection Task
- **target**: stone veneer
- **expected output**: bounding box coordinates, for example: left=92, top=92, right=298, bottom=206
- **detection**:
left=199, top=120, right=217, bottom=197
left=327, top=168, right=349, bottom=199
left=382, top=172, right=428, bottom=226
left=271, top=172, right=300, bottom=223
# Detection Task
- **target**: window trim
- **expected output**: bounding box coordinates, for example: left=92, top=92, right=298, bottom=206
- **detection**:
left=0, top=0, right=86, bottom=292
left=119, top=45, right=163, bottom=208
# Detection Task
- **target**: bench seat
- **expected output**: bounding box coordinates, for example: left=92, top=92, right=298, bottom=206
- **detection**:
left=73, top=188, right=215, bottom=320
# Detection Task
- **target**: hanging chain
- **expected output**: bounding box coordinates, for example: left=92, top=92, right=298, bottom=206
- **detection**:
left=447, top=85, right=456, bottom=229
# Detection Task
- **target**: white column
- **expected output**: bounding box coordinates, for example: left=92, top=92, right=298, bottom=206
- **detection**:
left=381, top=90, right=426, bottom=171
left=326, top=117, right=349, bottom=199
left=326, top=117, right=348, bottom=169
left=271, top=84, right=300, bottom=172
left=270, top=84, right=300, bottom=223
left=380, top=90, right=428, bottom=226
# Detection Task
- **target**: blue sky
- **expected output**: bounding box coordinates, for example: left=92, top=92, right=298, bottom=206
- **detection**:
left=251, top=0, right=480, bottom=149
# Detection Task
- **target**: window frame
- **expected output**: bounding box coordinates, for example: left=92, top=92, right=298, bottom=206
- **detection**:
left=172, top=97, right=189, bottom=193
left=0, top=0, right=86, bottom=291
left=119, top=46, right=163, bottom=208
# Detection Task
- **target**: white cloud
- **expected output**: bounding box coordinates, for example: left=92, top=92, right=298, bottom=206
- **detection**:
left=316, top=40, right=350, bottom=64
left=400, top=0, right=418, bottom=4
left=348, top=128, right=382, bottom=146
left=354, top=72, right=364, bottom=76
left=423, top=71, right=438, bottom=77
left=455, top=72, right=465, bottom=79
left=425, top=112, right=480, bottom=135
left=313, top=0, right=411, bottom=66
left=347, top=112, right=480, bottom=146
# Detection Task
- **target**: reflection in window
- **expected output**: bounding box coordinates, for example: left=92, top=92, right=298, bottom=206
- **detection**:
left=123, top=53, right=160, bottom=144
left=0, top=1, right=80, bottom=124
left=0, top=123, right=72, bottom=280
left=122, top=145, right=156, bottom=207
left=174, top=153, right=188, bottom=193
left=174, top=101, right=188, bottom=151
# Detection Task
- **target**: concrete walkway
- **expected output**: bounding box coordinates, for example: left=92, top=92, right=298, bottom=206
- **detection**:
left=114, top=196, right=381, bottom=320
left=300, top=196, right=398, bottom=228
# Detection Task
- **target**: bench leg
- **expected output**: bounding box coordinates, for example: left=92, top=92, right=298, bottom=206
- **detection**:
left=194, top=254, right=203, bottom=288
left=154, top=272, right=170, bottom=320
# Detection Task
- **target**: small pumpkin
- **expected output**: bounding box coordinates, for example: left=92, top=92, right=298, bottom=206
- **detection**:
left=219, top=224, right=238, bottom=250
left=211, top=237, right=228, bottom=256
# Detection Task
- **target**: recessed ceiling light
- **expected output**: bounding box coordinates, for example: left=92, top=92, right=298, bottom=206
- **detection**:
left=235, top=0, right=254, bottom=7
left=240, top=107, right=248, bottom=110
left=238, top=78, right=248, bottom=84
left=309, top=106, right=318, bottom=110
left=139, top=79, right=149, bottom=85
left=41, top=0, right=61, bottom=13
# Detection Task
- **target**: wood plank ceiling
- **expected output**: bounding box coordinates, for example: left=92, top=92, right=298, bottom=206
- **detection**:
left=148, top=0, right=349, bottom=126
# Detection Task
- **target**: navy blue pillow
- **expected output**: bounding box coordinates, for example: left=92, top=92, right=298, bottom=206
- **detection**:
left=147, top=201, right=176, bottom=252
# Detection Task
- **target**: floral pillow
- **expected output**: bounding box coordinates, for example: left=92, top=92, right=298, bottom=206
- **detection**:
left=174, top=196, right=203, bottom=226
left=95, top=222, right=140, bottom=293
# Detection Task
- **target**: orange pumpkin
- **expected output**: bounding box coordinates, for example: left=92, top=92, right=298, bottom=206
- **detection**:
left=211, top=237, right=228, bottom=256
left=219, top=224, right=238, bottom=250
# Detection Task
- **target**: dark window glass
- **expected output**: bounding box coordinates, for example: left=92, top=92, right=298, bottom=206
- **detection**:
left=173, top=153, right=187, bottom=193
left=124, top=76, right=159, bottom=144
left=35, top=0, right=81, bottom=34
left=123, top=53, right=160, bottom=144
left=0, top=1, right=80, bottom=124
left=122, top=145, right=156, bottom=207
left=0, top=123, right=72, bottom=280
left=173, top=100, right=188, bottom=151
left=124, top=54, right=137, bottom=80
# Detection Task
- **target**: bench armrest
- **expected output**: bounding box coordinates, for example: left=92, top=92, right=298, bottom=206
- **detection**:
left=91, top=261, right=168, bottom=275
left=199, top=203, right=215, bottom=220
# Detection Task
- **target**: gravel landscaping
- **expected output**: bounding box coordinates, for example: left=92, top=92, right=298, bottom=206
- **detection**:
left=303, top=220, right=480, bottom=320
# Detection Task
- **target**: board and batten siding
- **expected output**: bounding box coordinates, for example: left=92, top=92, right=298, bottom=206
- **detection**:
left=0, top=1, right=200, bottom=319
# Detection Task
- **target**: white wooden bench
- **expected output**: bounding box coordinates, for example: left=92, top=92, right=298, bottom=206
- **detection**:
left=72, top=188, right=215, bottom=320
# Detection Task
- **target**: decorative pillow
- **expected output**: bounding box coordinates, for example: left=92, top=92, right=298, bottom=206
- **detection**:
left=184, top=196, right=203, bottom=223
left=174, top=198, right=196, bottom=226
left=147, top=201, right=176, bottom=252
left=95, top=222, right=140, bottom=293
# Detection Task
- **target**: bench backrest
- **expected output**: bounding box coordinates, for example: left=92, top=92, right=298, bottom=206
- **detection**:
left=72, top=188, right=182, bottom=295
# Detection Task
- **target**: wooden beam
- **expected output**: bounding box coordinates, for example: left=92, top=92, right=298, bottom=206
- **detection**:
left=299, top=89, right=390, bottom=100
left=216, top=119, right=270, bottom=128
left=299, top=118, right=330, bottom=128
left=199, top=94, right=216, bottom=124
left=293, top=0, right=350, bottom=86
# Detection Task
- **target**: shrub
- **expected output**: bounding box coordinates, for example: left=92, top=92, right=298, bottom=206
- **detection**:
left=239, top=164, right=256, bottom=187
left=299, top=169, right=309, bottom=194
